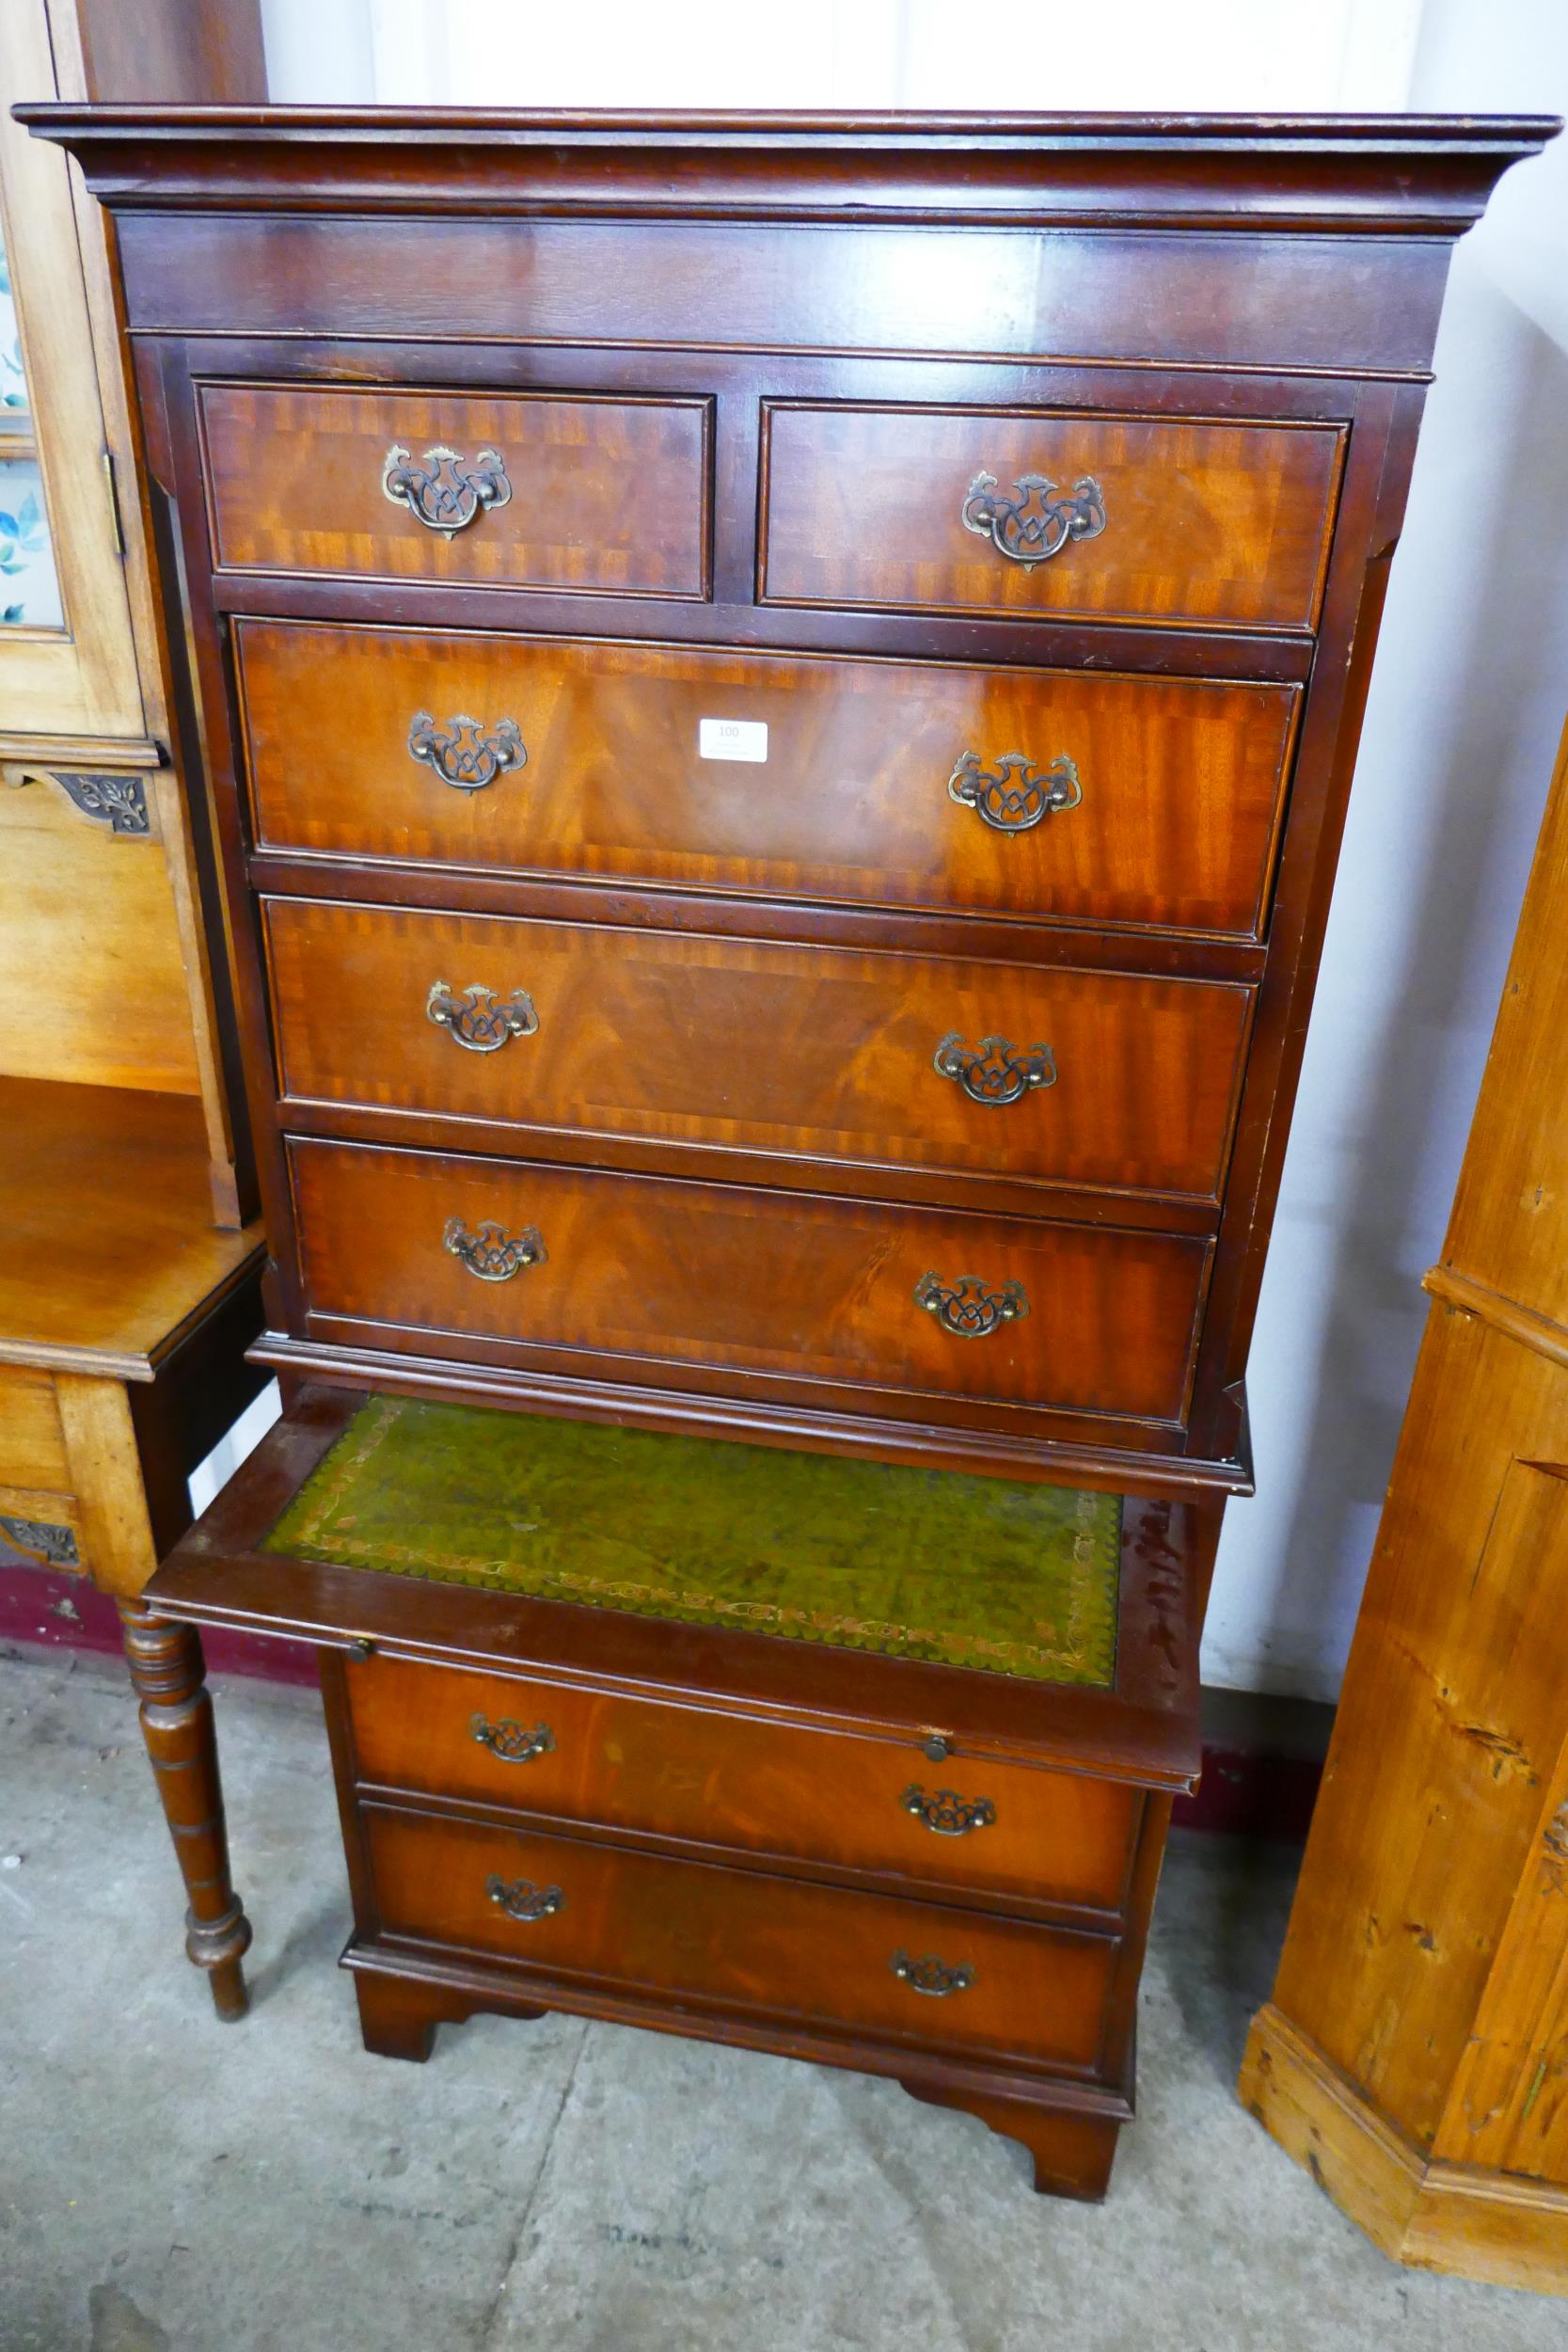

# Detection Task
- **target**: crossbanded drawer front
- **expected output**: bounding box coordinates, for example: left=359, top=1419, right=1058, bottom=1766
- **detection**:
left=289, top=1136, right=1209, bottom=1424
left=233, top=620, right=1299, bottom=941
left=198, top=383, right=710, bottom=596
left=346, top=1654, right=1142, bottom=1915
left=264, top=898, right=1252, bottom=1204
left=362, top=1800, right=1117, bottom=2071
left=761, top=405, right=1344, bottom=631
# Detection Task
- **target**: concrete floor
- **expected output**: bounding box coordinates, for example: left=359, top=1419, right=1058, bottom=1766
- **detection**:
left=1, top=1645, right=1559, bottom=2352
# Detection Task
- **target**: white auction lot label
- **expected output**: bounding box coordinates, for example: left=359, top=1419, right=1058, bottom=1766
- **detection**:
left=699, top=718, right=768, bottom=762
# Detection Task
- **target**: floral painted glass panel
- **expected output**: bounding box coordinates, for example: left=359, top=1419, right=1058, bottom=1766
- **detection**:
left=0, top=218, right=62, bottom=628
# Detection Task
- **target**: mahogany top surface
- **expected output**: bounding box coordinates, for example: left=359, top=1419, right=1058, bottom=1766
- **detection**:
left=18, top=103, right=1558, bottom=232
left=0, top=1078, right=263, bottom=1379
left=16, top=104, right=1560, bottom=138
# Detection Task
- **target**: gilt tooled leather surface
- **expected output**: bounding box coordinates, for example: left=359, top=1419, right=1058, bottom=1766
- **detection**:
left=262, top=1395, right=1120, bottom=1687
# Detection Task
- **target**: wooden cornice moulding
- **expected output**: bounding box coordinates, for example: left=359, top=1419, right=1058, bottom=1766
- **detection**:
left=16, top=105, right=1559, bottom=233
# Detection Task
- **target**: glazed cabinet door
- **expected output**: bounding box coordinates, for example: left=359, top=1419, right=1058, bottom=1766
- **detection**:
left=0, top=2, right=142, bottom=739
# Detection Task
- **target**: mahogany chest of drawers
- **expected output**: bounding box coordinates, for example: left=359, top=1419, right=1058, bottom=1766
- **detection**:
left=27, top=103, right=1547, bottom=2198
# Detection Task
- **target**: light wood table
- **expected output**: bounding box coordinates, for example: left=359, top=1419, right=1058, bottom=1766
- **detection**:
left=0, top=1076, right=267, bottom=2015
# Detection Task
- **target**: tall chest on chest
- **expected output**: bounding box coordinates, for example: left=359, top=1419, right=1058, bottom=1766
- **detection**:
left=31, top=112, right=1544, bottom=1492
left=25, top=109, right=1549, bottom=2197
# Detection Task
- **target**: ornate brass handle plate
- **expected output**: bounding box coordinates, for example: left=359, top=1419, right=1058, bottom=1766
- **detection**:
left=427, top=981, right=539, bottom=1053
left=443, top=1217, right=546, bottom=1282
left=913, top=1272, right=1029, bottom=1338
left=961, top=470, right=1106, bottom=567
left=470, top=1713, right=555, bottom=1763
left=934, top=1033, right=1056, bottom=1108
left=407, top=711, right=527, bottom=792
left=948, top=751, right=1081, bottom=834
left=382, top=442, right=513, bottom=537
left=901, top=1784, right=997, bottom=1837
left=891, top=1949, right=975, bottom=1997
left=485, top=1874, right=564, bottom=1923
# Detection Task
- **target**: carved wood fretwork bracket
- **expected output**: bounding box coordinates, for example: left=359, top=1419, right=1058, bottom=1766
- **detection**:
left=2, top=755, right=166, bottom=837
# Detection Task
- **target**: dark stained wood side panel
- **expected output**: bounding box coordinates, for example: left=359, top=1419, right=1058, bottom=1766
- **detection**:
left=361, top=1797, right=1118, bottom=2074
left=198, top=381, right=711, bottom=596
left=345, top=1653, right=1141, bottom=1915
left=288, top=1136, right=1211, bottom=1424
left=233, top=620, right=1300, bottom=941
left=262, top=898, right=1253, bottom=1203
left=109, top=214, right=1453, bottom=377
left=762, top=404, right=1344, bottom=630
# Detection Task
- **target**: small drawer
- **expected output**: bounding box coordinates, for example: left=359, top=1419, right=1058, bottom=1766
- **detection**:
left=198, top=382, right=710, bottom=597
left=264, top=898, right=1252, bottom=1204
left=761, top=403, right=1344, bottom=631
left=233, top=620, right=1299, bottom=943
left=346, top=1654, right=1142, bottom=1915
left=289, top=1136, right=1211, bottom=1427
left=362, top=1799, right=1117, bottom=2073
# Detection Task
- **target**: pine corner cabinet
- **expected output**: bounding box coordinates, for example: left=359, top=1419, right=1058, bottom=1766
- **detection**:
left=21, top=103, right=1553, bottom=2198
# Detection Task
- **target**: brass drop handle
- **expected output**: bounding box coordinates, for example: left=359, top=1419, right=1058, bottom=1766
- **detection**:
left=485, top=1875, right=564, bottom=1923
left=948, top=751, right=1081, bottom=834
left=961, top=470, right=1106, bottom=566
left=902, top=1784, right=997, bottom=1837
left=890, top=1950, right=975, bottom=1997
left=470, top=1713, right=554, bottom=1764
left=427, top=981, right=539, bottom=1053
left=383, top=441, right=513, bottom=537
left=934, top=1033, right=1055, bottom=1108
left=443, top=1217, right=546, bottom=1282
left=913, top=1272, right=1029, bottom=1338
left=407, top=711, right=527, bottom=792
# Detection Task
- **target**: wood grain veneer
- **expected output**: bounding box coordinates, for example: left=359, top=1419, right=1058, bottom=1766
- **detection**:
left=233, top=619, right=1300, bottom=940
left=262, top=897, right=1251, bottom=1203
left=344, top=1651, right=1142, bottom=1917
left=199, top=382, right=711, bottom=597
left=360, top=1796, right=1118, bottom=2073
left=761, top=405, right=1344, bottom=630
left=288, top=1134, right=1210, bottom=1425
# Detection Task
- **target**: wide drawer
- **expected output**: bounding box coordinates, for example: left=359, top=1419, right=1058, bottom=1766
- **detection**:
left=761, top=404, right=1343, bottom=631
left=288, top=1136, right=1210, bottom=1424
left=198, top=383, right=710, bottom=597
left=233, top=619, right=1299, bottom=941
left=345, top=1653, right=1142, bottom=1915
left=264, top=898, right=1251, bottom=1204
left=362, top=1798, right=1117, bottom=2072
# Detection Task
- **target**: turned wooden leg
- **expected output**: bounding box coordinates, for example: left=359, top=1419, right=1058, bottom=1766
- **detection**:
left=119, top=1602, right=253, bottom=2020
